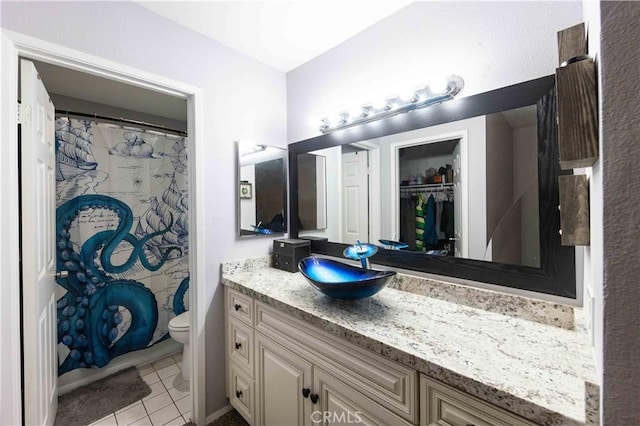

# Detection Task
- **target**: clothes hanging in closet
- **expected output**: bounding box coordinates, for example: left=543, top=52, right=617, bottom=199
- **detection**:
left=415, top=194, right=425, bottom=250
left=399, top=188, right=455, bottom=253
left=424, top=194, right=439, bottom=248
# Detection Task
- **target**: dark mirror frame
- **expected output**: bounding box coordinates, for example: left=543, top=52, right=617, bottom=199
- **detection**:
left=288, top=75, right=576, bottom=298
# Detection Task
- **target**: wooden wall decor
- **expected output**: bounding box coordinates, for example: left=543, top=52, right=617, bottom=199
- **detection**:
left=557, top=22, right=586, bottom=65
left=559, top=175, right=590, bottom=246
left=556, top=23, right=599, bottom=170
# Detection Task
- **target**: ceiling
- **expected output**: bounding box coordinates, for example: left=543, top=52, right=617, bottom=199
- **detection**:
left=135, top=1, right=413, bottom=72
left=33, top=1, right=411, bottom=122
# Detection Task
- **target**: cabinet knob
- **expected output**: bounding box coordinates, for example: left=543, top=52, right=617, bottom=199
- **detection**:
left=234, top=303, right=242, bottom=311
left=301, top=388, right=310, bottom=398
left=235, top=342, right=242, bottom=349
left=310, top=393, right=319, bottom=404
left=236, top=390, right=243, bottom=398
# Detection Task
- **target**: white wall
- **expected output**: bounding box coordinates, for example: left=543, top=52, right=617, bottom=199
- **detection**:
left=1, top=0, right=286, bottom=418
left=513, top=126, right=540, bottom=266
left=287, top=1, right=584, bottom=144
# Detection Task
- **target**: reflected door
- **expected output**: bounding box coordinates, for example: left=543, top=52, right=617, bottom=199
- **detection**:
left=342, top=151, right=369, bottom=244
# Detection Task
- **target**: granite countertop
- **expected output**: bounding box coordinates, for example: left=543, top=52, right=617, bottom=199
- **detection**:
left=221, top=263, right=598, bottom=426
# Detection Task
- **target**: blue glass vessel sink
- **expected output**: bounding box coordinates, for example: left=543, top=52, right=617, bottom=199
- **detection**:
left=298, top=256, right=396, bottom=300
left=378, top=239, right=409, bottom=250
left=251, top=225, right=274, bottom=235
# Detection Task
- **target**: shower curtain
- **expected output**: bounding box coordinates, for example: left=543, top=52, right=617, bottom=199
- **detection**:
left=54, top=117, right=189, bottom=375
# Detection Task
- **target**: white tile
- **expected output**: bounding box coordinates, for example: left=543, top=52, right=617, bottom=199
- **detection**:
left=88, top=413, right=118, bottom=426
left=156, top=363, right=180, bottom=380
left=174, top=394, right=191, bottom=415
left=116, top=400, right=143, bottom=414
left=171, top=352, right=182, bottom=363
left=143, top=381, right=167, bottom=401
left=115, top=402, right=148, bottom=426
left=161, top=372, right=186, bottom=390
left=149, top=404, right=181, bottom=426
left=167, top=381, right=189, bottom=402
left=142, top=371, right=161, bottom=386
left=138, top=363, right=155, bottom=377
left=143, top=391, right=173, bottom=414
left=153, top=356, right=176, bottom=371
left=129, top=415, right=152, bottom=426
left=182, top=411, right=191, bottom=423
left=161, top=415, right=186, bottom=426
left=176, top=361, right=183, bottom=370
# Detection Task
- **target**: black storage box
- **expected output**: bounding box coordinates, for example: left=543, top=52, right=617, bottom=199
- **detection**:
left=273, top=238, right=310, bottom=272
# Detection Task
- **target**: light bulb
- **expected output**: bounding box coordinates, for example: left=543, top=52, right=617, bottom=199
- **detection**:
left=429, top=76, right=450, bottom=94
left=385, top=96, right=400, bottom=111
left=348, top=106, right=366, bottom=120
left=399, top=88, right=419, bottom=103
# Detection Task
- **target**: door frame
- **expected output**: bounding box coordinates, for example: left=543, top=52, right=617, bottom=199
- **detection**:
left=0, top=30, right=206, bottom=426
left=389, top=129, right=469, bottom=256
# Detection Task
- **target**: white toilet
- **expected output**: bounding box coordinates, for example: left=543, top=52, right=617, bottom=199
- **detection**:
left=168, top=310, right=190, bottom=381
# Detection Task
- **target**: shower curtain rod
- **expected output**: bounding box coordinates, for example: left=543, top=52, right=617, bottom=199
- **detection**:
left=55, top=109, right=187, bottom=137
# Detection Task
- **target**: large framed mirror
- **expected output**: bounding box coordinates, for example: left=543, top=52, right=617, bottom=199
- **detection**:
left=237, top=141, right=288, bottom=238
left=289, top=76, right=577, bottom=298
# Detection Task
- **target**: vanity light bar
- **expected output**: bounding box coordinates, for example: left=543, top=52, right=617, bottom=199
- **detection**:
left=319, top=75, right=464, bottom=134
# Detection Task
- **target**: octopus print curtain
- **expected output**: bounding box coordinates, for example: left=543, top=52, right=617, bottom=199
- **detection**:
left=55, top=118, right=189, bottom=375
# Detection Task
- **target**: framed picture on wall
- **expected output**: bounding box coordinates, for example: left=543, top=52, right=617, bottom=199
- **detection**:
left=240, top=181, right=252, bottom=199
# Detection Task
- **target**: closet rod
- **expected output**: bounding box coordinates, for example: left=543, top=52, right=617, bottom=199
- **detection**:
left=400, top=186, right=454, bottom=192
left=55, top=109, right=187, bottom=137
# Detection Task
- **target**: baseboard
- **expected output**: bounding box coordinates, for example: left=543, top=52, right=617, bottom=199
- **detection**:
left=205, top=403, right=234, bottom=424
left=58, top=339, right=182, bottom=395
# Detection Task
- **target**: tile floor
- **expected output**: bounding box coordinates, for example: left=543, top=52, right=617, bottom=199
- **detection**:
left=88, top=353, right=191, bottom=426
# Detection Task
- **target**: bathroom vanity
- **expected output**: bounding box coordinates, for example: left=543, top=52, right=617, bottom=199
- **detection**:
left=222, top=259, right=597, bottom=426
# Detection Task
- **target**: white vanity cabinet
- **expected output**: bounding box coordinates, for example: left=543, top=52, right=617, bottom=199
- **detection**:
left=226, top=287, right=540, bottom=426
left=226, top=289, right=257, bottom=423
left=225, top=287, right=417, bottom=425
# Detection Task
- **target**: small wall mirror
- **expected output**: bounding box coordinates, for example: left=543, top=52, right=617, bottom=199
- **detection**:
left=237, top=141, right=288, bottom=237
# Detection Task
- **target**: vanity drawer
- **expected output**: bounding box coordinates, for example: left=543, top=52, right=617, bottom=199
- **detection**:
left=420, top=375, right=535, bottom=426
left=255, top=301, right=417, bottom=424
left=229, top=362, right=255, bottom=425
left=227, top=287, right=254, bottom=325
left=228, top=316, right=254, bottom=375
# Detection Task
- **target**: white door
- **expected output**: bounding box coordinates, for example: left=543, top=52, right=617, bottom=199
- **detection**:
left=453, top=142, right=465, bottom=258
left=341, top=151, right=369, bottom=244
left=20, top=59, right=58, bottom=426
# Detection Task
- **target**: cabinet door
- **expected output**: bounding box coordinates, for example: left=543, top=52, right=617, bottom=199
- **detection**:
left=420, top=376, right=536, bottom=426
left=312, top=367, right=413, bottom=426
left=255, top=333, right=313, bottom=426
